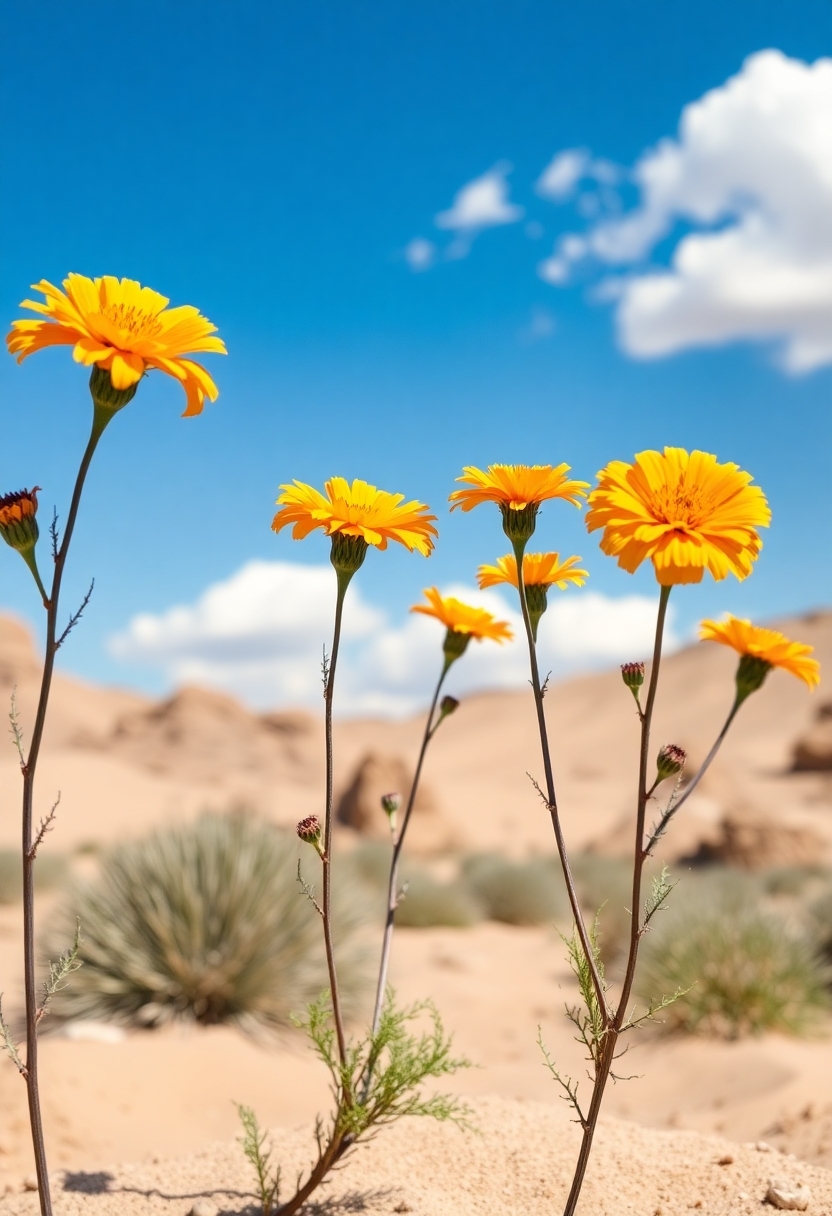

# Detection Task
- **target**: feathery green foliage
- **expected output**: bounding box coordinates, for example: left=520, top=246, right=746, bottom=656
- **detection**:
left=44, top=813, right=368, bottom=1032
left=237, top=1104, right=281, bottom=1216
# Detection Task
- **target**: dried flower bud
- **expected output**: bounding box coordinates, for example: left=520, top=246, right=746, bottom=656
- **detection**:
left=0, top=487, right=40, bottom=554
left=296, top=815, right=324, bottom=856
left=656, top=744, right=687, bottom=782
left=621, top=661, right=645, bottom=690
left=380, top=792, right=401, bottom=816
left=439, top=695, right=459, bottom=718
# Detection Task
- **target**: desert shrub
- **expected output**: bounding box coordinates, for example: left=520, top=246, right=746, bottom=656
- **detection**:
left=462, top=854, right=565, bottom=925
left=0, top=850, right=69, bottom=905
left=340, top=841, right=481, bottom=928
left=637, top=889, right=830, bottom=1039
left=808, top=883, right=832, bottom=965
left=393, top=872, right=482, bottom=928
left=43, top=813, right=368, bottom=1032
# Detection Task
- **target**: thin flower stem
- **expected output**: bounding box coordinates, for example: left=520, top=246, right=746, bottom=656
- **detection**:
left=369, top=658, right=450, bottom=1040
left=645, top=697, right=740, bottom=852
left=19, top=409, right=109, bottom=1216
left=321, top=570, right=352, bottom=1092
left=512, top=539, right=608, bottom=1023
left=559, top=583, right=671, bottom=1216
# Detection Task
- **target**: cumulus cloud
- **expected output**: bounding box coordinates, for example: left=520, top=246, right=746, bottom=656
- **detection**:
left=536, top=149, right=590, bottom=200
left=544, top=50, right=832, bottom=371
left=435, top=163, right=524, bottom=235
left=110, top=561, right=679, bottom=717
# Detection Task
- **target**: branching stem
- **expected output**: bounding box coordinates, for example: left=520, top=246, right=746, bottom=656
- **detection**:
left=17, top=408, right=109, bottom=1216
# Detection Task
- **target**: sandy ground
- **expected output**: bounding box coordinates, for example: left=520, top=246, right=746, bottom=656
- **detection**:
left=1, top=1096, right=831, bottom=1215
left=1, top=914, right=832, bottom=1195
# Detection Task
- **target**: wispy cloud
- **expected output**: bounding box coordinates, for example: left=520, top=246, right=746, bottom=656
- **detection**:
left=110, top=560, right=679, bottom=716
left=403, top=237, right=436, bottom=272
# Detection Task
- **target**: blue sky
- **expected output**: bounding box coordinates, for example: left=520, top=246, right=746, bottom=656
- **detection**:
left=1, top=1, right=831, bottom=713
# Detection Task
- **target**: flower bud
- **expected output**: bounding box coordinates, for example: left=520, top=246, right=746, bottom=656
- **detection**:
left=525, top=583, right=549, bottom=641
left=443, top=628, right=471, bottom=663
left=500, top=502, right=538, bottom=545
left=735, top=653, right=771, bottom=704
left=296, top=815, right=324, bottom=857
left=656, top=744, right=687, bottom=782
left=89, top=365, right=139, bottom=413
left=0, top=487, right=40, bottom=553
left=329, top=532, right=369, bottom=577
left=621, top=661, right=645, bottom=690
left=380, top=792, right=401, bottom=816
left=439, top=695, right=459, bottom=718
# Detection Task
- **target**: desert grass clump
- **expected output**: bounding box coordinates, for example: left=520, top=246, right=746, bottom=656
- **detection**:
left=638, top=894, right=830, bottom=1038
left=44, top=813, right=367, bottom=1032
left=392, top=871, right=482, bottom=928
left=463, top=854, right=565, bottom=925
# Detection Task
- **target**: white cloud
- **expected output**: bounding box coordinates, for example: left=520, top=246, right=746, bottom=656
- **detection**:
left=536, top=149, right=590, bottom=200
left=403, top=238, right=436, bottom=272
left=549, top=51, right=832, bottom=371
left=435, top=163, right=524, bottom=234
left=110, top=561, right=679, bottom=717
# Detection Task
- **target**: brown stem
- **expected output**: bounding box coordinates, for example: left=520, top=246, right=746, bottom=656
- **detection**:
left=277, top=1128, right=352, bottom=1215
left=369, top=658, right=450, bottom=1039
left=19, top=409, right=110, bottom=1216
left=559, top=584, right=671, bottom=1216
left=321, top=571, right=352, bottom=1087
left=512, top=539, right=608, bottom=1022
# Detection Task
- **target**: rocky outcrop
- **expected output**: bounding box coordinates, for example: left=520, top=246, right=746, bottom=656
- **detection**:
left=336, top=751, right=456, bottom=854
left=792, top=702, right=832, bottom=772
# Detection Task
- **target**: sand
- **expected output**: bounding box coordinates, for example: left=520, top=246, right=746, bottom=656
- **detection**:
left=2, top=1096, right=831, bottom=1215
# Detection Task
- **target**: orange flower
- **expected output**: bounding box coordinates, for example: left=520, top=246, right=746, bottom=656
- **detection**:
left=6, top=275, right=225, bottom=416
left=0, top=487, right=40, bottom=552
left=411, top=588, right=512, bottom=643
left=586, top=448, right=770, bottom=586
left=700, top=616, right=820, bottom=690
left=272, top=477, right=437, bottom=556
left=450, top=464, right=588, bottom=513
left=477, top=552, right=587, bottom=591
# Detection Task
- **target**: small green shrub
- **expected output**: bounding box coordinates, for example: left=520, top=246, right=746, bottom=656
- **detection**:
left=808, top=883, right=832, bottom=965
left=638, top=891, right=830, bottom=1039
left=462, top=854, right=565, bottom=925
left=393, top=873, right=482, bottom=928
left=0, top=850, right=69, bottom=905
left=340, top=841, right=481, bottom=928
left=44, top=813, right=368, bottom=1032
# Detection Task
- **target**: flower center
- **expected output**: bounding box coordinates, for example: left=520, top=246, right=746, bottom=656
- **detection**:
left=100, top=302, right=164, bottom=342
left=649, top=481, right=707, bottom=528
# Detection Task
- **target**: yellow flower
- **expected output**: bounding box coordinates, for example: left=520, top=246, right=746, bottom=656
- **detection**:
left=6, top=275, right=226, bottom=416
left=272, top=477, right=438, bottom=556
left=411, top=588, right=513, bottom=658
left=586, top=448, right=770, bottom=586
left=450, top=464, right=588, bottom=513
left=700, top=615, right=820, bottom=690
left=477, top=552, right=588, bottom=591
left=450, top=464, right=589, bottom=546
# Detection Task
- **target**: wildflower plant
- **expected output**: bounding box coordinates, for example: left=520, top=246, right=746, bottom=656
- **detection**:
left=245, top=476, right=471, bottom=1215
left=0, top=274, right=225, bottom=1216
left=453, top=447, right=820, bottom=1216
